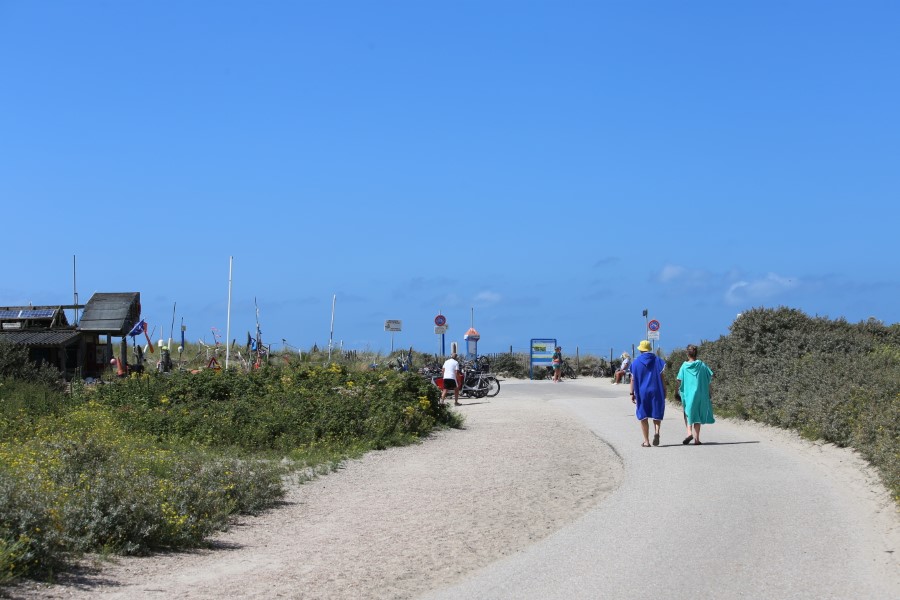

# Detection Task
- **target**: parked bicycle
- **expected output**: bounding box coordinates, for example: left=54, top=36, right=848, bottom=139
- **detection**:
left=430, top=355, right=500, bottom=398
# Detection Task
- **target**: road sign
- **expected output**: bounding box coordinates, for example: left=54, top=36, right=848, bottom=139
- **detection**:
left=648, top=331, right=660, bottom=340
left=648, top=319, right=661, bottom=332
left=434, top=325, right=448, bottom=334
left=384, top=320, right=402, bottom=332
left=434, top=314, right=446, bottom=326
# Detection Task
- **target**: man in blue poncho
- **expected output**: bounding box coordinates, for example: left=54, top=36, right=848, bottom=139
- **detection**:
left=630, top=340, right=667, bottom=447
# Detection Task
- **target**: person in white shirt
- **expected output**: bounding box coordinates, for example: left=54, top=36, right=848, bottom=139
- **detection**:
left=614, top=352, right=631, bottom=384
left=442, top=353, right=462, bottom=406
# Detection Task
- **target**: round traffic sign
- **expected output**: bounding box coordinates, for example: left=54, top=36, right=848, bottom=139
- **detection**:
left=648, top=319, right=661, bottom=332
left=434, top=314, right=446, bottom=327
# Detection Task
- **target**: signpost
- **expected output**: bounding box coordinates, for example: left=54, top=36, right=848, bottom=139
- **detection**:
left=647, top=319, right=661, bottom=347
left=435, top=314, right=447, bottom=355
left=384, top=319, right=402, bottom=352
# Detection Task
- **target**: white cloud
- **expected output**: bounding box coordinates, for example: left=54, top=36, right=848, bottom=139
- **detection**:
left=658, top=264, right=686, bottom=283
left=474, top=291, right=502, bottom=305
left=725, top=273, right=797, bottom=305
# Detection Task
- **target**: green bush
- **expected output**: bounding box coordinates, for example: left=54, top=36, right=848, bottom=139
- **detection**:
left=90, top=363, right=455, bottom=454
left=0, top=341, right=63, bottom=390
left=481, top=354, right=528, bottom=378
left=668, top=307, right=900, bottom=502
left=0, top=401, right=285, bottom=579
left=0, top=359, right=460, bottom=585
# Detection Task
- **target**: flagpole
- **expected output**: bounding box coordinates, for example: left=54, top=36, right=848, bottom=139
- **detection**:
left=328, top=294, right=336, bottom=362
left=225, top=256, right=233, bottom=369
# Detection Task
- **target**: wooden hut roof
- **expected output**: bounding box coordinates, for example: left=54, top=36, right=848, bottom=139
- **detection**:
left=78, top=292, right=141, bottom=336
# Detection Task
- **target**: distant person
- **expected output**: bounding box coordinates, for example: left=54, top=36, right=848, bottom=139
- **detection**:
left=552, top=346, right=563, bottom=382
left=614, top=352, right=631, bottom=384
left=442, top=352, right=462, bottom=406
left=630, top=340, right=667, bottom=447
left=677, top=344, right=715, bottom=445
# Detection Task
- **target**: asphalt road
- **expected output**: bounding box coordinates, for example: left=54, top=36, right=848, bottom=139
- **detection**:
left=423, top=377, right=899, bottom=600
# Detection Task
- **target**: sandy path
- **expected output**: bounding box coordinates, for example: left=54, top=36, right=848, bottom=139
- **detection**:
left=14, top=380, right=623, bottom=599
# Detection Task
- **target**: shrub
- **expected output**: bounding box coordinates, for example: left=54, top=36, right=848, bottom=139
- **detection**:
left=0, top=355, right=463, bottom=585
left=482, top=354, right=528, bottom=378
left=669, top=307, right=900, bottom=502
left=0, top=341, right=63, bottom=390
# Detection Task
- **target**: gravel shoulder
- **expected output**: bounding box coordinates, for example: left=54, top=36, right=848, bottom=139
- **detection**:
left=13, top=379, right=623, bottom=599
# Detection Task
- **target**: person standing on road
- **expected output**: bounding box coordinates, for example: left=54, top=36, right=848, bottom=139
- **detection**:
left=441, top=352, right=462, bottom=406
left=630, top=340, right=667, bottom=447
left=677, top=344, right=714, bottom=445
left=552, top=346, right=563, bottom=382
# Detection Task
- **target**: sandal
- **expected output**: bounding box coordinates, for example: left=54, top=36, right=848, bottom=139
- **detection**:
left=641, top=442, right=651, bottom=447
left=682, top=435, right=694, bottom=445
left=694, top=440, right=703, bottom=445
left=652, top=433, right=660, bottom=446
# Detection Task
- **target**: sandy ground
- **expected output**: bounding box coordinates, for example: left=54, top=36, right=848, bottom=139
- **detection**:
left=11, top=381, right=624, bottom=599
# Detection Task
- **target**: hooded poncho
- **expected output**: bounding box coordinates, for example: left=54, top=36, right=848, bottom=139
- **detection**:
left=677, top=359, right=715, bottom=425
left=630, top=352, right=666, bottom=420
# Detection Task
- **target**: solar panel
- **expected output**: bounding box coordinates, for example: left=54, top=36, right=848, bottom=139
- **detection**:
left=20, top=309, right=56, bottom=319
left=0, top=308, right=57, bottom=319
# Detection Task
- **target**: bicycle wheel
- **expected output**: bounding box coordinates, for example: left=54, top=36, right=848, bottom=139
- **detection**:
left=486, top=376, right=500, bottom=397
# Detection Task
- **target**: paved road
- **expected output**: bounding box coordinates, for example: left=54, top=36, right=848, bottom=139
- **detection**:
left=424, top=378, right=899, bottom=600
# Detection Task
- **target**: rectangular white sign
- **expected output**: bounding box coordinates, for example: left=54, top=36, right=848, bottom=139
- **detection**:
left=647, top=331, right=660, bottom=340
left=434, top=325, right=448, bottom=334
left=384, top=320, right=402, bottom=332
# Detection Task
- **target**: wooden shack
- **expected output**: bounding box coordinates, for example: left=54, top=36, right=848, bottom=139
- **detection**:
left=0, top=305, right=83, bottom=378
left=0, top=292, right=142, bottom=380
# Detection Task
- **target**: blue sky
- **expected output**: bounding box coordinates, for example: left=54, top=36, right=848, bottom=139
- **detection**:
left=2, top=1, right=898, bottom=358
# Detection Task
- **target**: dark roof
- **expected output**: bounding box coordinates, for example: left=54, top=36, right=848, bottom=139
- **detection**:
left=78, top=292, right=141, bottom=336
left=0, top=306, right=70, bottom=328
left=0, top=329, right=81, bottom=347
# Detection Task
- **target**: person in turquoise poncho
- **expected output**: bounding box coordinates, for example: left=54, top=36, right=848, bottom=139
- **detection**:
left=630, top=340, right=667, bottom=447
left=677, top=344, right=714, bottom=445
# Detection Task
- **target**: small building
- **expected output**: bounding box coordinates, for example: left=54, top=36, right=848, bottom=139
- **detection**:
left=0, top=292, right=142, bottom=380
left=76, top=292, right=142, bottom=377
left=0, top=305, right=83, bottom=377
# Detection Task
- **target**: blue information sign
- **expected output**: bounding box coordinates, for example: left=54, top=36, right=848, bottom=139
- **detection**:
left=530, top=338, right=557, bottom=380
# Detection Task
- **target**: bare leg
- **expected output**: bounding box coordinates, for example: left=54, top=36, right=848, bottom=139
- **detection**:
left=693, top=423, right=702, bottom=444
left=639, top=419, right=650, bottom=445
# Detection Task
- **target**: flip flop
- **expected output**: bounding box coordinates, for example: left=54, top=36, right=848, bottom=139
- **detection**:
left=682, top=435, right=694, bottom=445
left=652, top=433, right=660, bottom=446
left=641, top=442, right=651, bottom=447
left=694, top=440, right=703, bottom=445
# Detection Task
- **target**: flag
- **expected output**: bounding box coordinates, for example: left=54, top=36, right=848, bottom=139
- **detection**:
left=128, top=319, right=146, bottom=337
